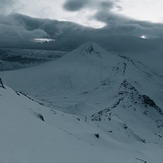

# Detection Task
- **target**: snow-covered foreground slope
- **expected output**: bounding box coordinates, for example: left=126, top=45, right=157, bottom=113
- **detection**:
left=0, top=42, right=163, bottom=162
left=2, top=85, right=163, bottom=163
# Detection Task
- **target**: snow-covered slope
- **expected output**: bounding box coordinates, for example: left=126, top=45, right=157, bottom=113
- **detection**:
left=0, top=42, right=163, bottom=162
left=0, top=42, right=163, bottom=109
left=0, top=42, right=117, bottom=95
left=0, top=84, right=163, bottom=163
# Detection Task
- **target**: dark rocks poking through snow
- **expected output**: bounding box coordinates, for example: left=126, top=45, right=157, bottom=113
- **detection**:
left=140, top=95, right=163, bottom=115
left=36, top=113, right=45, bottom=122
left=0, top=78, right=5, bottom=89
left=95, top=133, right=100, bottom=138
left=91, top=79, right=163, bottom=122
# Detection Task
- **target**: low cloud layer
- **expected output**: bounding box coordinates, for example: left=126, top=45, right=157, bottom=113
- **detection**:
left=0, top=0, right=163, bottom=53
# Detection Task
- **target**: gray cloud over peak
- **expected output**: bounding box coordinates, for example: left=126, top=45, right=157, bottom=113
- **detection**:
left=63, top=0, right=119, bottom=12
left=63, top=0, right=89, bottom=11
left=63, top=0, right=162, bottom=39
left=99, top=0, right=121, bottom=11
left=100, top=1, right=114, bottom=9
left=95, top=10, right=163, bottom=38
left=0, top=14, right=49, bottom=48
left=1, top=12, right=163, bottom=54
left=0, top=0, right=162, bottom=54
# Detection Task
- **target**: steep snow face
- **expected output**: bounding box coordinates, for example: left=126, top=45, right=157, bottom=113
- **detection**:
left=91, top=79, right=163, bottom=144
left=0, top=85, right=116, bottom=163
left=1, top=84, right=163, bottom=163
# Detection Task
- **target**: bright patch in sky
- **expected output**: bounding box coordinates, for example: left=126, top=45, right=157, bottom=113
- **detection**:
left=62, top=9, right=106, bottom=28
left=33, top=38, right=55, bottom=43
left=79, top=20, right=106, bottom=28
left=140, top=35, right=147, bottom=39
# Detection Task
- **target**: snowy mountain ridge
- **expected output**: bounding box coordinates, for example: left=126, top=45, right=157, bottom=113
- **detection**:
left=0, top=42, right=163, bottom=162
left=1, top=42, right=163, bottom=96
left=0, top=81, right=163, bottom=163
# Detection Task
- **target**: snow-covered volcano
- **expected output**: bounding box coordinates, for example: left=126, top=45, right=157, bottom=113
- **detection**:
left=0, top=42, right=163, bottom=162
left=0, top=42, right=118, bottom=95
left=1, top=42, right=163, bottom=106
left=1, top=41, right=163, bottom=135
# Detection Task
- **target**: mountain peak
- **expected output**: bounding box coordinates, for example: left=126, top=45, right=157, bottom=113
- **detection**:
left=82, top=42, right=95, bottom=54
left=71, top=41, right=108, bottom=58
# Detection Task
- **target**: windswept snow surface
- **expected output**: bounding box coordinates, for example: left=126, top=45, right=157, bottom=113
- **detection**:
left=0, top=85, right=163, bottom=163
left=0, top=42, right=163, bottom=162
left=1, top=85, right=163, bottom=163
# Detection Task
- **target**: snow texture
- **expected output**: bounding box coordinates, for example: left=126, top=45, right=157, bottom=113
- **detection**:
left=0, top=42, right=163, bottom=162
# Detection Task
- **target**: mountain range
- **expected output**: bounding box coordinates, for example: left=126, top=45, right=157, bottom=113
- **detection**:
left=0, top=42, right=163, bottom=163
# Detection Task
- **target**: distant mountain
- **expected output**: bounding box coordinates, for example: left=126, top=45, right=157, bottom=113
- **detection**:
left=0, top=48, right=66, bottom=71
left=1, top=42, right=163, bottom=141
left=1, top=42, right=163, bottom=100
left=0, top=42, right=163, bottom=162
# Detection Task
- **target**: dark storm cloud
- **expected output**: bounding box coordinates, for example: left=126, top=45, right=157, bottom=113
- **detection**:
left=100, top=1, right=115, bottom=10
left=63, top=0, right=163, bottom=41
left=1, top=11, right=163, bottom=53
left=63, top=0, right=118, bottom=12
left=93, top=5, right=163, bottom=39
left=0, top=14, right=49, bottom=48
left=91, top=8, right=163, bottom=52
left=63, top=0, right=89, bottom=11
left=0, top=13, right=89, bottom=49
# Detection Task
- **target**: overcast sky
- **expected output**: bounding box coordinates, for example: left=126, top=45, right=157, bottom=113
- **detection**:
left=1, top=0, right=163, bottom=26
left=0, top=0, right=163, bottom=52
